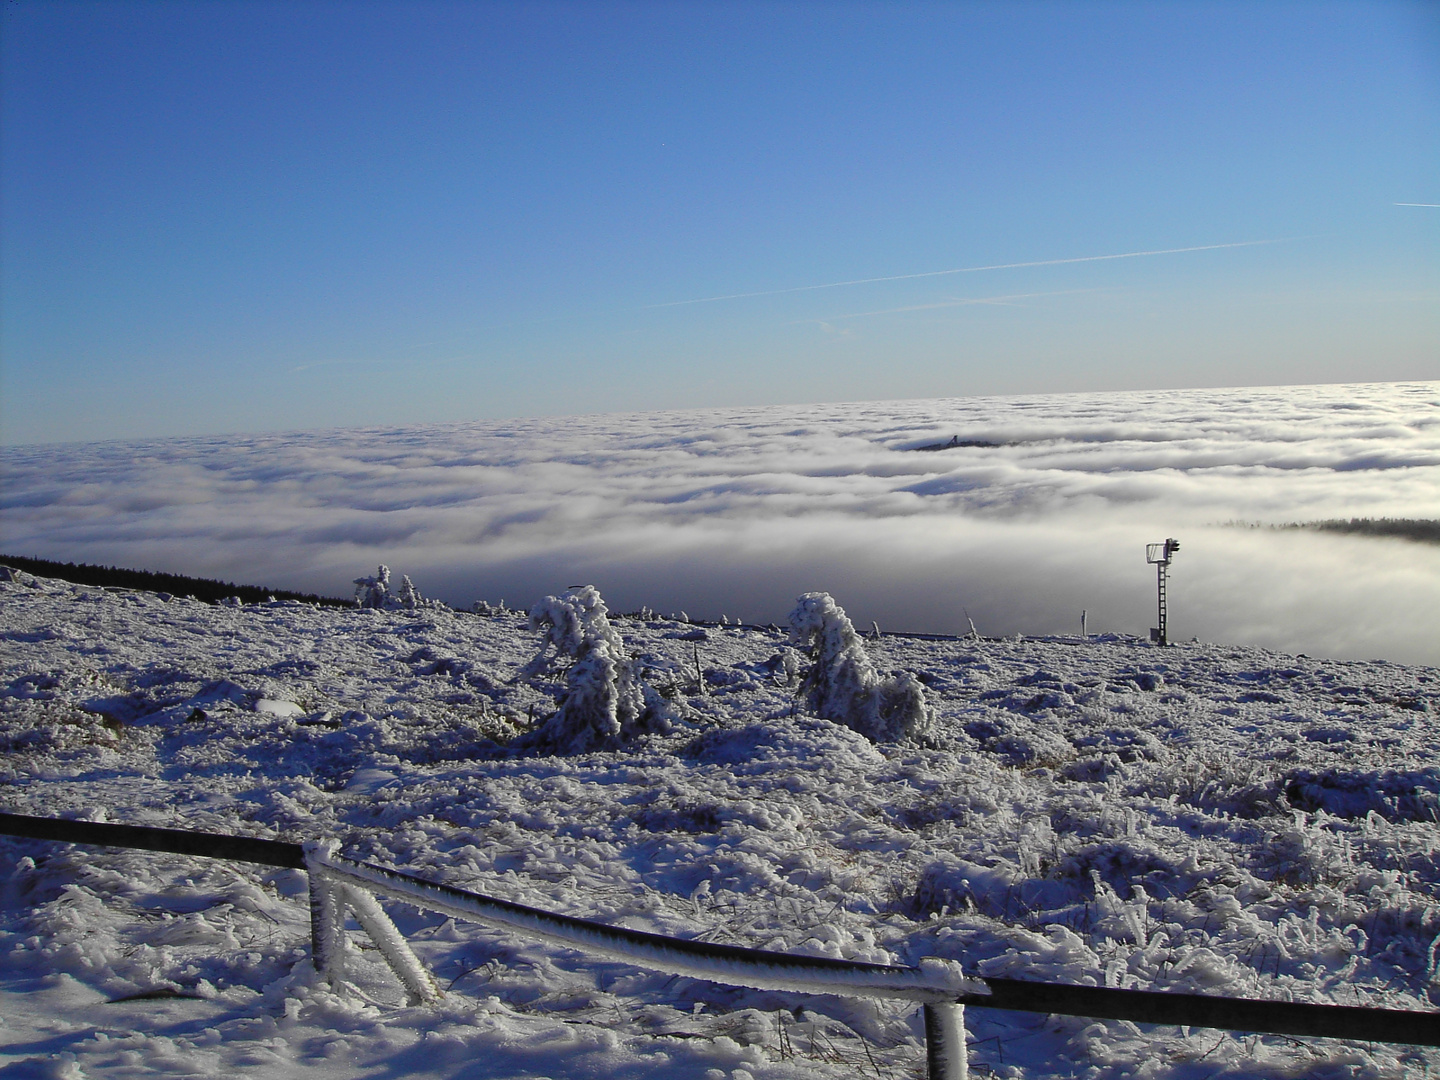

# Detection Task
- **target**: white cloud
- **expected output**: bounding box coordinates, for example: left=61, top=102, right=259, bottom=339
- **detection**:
left=2, top=382, right=1438, bottom=663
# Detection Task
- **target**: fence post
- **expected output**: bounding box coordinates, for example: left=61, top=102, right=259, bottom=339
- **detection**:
left=305, top=840, right=345, bottom=986
left=341, top=882, right=443, bottom=1003
left=924, top=1002, right=967, bottom=1080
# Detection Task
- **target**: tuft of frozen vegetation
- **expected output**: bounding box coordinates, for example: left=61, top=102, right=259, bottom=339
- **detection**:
left=787, top=591, right=934, bottom=743
left=523, top=585, right=658, bottom=752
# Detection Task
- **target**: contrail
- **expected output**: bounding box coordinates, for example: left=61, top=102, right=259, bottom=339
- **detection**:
left=648, top=239, right=1285, bottom=309
left=290, top=357, right=369, bottom=374
left=826, top=288, right=1095, bottom=321
left=1394, top=202, right=1440, bottom=207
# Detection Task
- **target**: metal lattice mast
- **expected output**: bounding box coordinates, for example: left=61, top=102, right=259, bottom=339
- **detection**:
left=1156, top=560, right=1168, bottom=646
left=1145, top=538, right=1179, bottom=647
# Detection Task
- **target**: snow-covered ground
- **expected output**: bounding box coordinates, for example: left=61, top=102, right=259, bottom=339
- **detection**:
left=2, top=568, right=1438, bottom=1078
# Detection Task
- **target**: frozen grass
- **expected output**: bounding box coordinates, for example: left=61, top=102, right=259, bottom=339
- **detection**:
left=1, top=567, right=1438, bottom=1078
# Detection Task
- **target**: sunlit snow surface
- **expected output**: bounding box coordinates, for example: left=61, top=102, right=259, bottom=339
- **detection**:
left=2, top=381, right=1439, bottom=664
left=2, top=572, right=1438, bottom=1078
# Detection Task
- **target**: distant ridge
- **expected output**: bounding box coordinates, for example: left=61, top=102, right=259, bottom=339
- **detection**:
left=910, top=434, right=1004, bottom=451
left=0, top=554, right=351, bottom=607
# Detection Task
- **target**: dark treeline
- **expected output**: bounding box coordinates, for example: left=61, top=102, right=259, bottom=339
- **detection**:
left=1282, top=518, right=1440, bottom=544
left=0, top=554, right=352, bottom=607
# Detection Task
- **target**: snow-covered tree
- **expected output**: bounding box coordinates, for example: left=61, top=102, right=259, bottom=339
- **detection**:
left=353, top=565, right=391, bottom=609
left=353, top=566, right=442, bottom=611
left=395, top=574, right=421, bottom=611
left=525, top=585, right=652, bottom=753
left=528, top=585, right=626, bottom=666
left=787, top=591, right=934, bottom=743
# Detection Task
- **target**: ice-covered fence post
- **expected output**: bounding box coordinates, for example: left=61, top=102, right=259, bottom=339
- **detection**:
left=924, top=1002, right=967, bottom=1080
left=304, top=841, right=442, bottom=1003
left=305, top=840, right=345, bottom=986
left=341, top=883, right=442, bottom=1003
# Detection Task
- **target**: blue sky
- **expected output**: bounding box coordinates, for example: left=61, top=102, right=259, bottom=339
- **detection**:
left=2, top=0, right=1436, bottom=445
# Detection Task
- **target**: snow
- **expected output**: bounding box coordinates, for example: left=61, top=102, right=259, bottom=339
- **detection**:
left=257, top=699, right=306, bottom=719
left=2, top=567, right=1439, bottom=1078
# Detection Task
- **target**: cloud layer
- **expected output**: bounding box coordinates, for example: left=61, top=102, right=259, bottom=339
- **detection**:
left=3, top=382, right=1439, bottom=663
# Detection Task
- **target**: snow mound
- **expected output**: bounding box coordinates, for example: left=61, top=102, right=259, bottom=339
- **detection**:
left=684, top=715, right=885, bottom=770
left=254, top=697, right=305, bottom=718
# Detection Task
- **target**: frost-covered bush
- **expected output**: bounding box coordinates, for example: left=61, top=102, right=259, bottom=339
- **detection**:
left=524, top=585, right=659, bottom=753
left=787, top=591, right=934, bottom=743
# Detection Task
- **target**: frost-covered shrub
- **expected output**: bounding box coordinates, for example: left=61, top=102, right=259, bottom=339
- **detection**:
left=787, top=592, right=934, bottom=743
left=524, top=585, right=658, bottom=753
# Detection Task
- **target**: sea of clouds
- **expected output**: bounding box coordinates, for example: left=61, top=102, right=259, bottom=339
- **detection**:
left=3, top=381, right=1438, bottom=664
